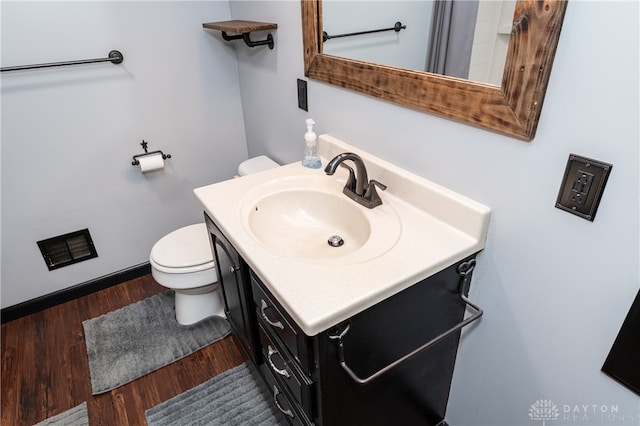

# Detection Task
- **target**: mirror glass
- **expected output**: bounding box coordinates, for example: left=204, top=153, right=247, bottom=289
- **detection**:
left=322, top=0, right=516, bottom=85
left=302, top=0, right=568, bottom=141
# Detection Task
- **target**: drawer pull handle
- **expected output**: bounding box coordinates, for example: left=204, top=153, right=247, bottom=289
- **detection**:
left=267, top=345, right=291, bottom=378
left=327, top=259, right=484, bottom=385
left=260, top=299, right=284, bottom=329
left=273, top=385, right=294, bottom=418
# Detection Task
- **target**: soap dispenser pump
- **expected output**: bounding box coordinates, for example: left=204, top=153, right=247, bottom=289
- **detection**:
left=302, top=118, right=321, bottom=169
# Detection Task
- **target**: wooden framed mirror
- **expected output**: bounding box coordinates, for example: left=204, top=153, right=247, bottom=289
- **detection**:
left=302, top=0, right=568, bottom=141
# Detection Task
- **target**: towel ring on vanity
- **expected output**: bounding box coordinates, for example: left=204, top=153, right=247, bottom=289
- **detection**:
left=327, top=259, right=483, bottom=385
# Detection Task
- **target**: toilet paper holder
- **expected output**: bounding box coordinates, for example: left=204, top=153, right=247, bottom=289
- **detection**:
left=131, top=140, right=172, bottom=166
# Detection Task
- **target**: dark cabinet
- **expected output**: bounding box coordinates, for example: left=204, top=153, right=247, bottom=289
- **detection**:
left=205, top=213, right=259, bottom=363
left=252, top=273, right=315, bottom=424
left=312, top=259, right=471, bottom=426
left=251, top=273, right=314, bottom=375
left=207, top=212, right=479, bottom=425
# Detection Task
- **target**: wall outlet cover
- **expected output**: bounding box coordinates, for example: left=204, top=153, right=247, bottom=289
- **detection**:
left=555, top=154, right=612, bottom=221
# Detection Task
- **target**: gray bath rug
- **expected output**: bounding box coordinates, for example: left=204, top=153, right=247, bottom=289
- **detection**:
left=33, top=402, right=88, bottom=426
left=145, top=362, right=287, bottom=426
left=82, top=290, right=231, bottom=395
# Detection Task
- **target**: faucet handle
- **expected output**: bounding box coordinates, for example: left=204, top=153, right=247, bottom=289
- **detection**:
left=368, top=179, right=387, bottom=192
left=363, top=179, right=387, bottom=208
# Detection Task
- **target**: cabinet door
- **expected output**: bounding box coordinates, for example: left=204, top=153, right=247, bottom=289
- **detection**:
left=205, top=214, right=259, bottom=363
left=315, top=258, right=474, bottom=426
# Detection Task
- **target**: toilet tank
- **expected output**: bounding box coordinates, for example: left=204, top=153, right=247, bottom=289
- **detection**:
left=238, top=155, right=279, bottom=176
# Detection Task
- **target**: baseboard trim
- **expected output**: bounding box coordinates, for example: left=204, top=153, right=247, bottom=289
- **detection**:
left=1, top=262, right=151, bottom=324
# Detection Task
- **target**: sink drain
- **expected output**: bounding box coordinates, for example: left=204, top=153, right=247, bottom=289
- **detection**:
left=327, top=235, right=344, bottom=247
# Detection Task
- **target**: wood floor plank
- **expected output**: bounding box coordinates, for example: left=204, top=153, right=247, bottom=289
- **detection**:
left=1, top=274, right=246, bottom=425
left=1, top=318, right=20, bottom=425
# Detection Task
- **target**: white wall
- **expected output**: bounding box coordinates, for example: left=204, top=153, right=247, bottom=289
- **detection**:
left=230, top=1, right=640, bottom=425
left=1, top=1, right=248, bottom=308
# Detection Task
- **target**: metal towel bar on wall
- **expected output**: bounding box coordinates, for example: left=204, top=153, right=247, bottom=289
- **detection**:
left=323, top=21, right=406, bottom=43
left=327, top=259, right=483, bottom=385
left=1, top=50, right=123, bottom=72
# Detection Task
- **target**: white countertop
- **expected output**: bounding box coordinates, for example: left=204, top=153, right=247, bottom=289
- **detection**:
left=194, top=135, right=490, bottom=336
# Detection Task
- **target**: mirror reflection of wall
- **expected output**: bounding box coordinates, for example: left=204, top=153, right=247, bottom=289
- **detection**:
left=322, top=1, right=433, bottom=70
left=468, top=0, right=516, bottom=85
left=322, top=0, right=515, bottom=86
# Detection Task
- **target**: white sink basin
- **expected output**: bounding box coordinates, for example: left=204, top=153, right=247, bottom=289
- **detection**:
left=194, top=134, right=491, bottom=335
left=247, top=190, right=369, bottom=259
left=240, top=175, right=402, bottom=264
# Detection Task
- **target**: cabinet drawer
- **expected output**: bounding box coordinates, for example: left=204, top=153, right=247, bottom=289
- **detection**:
left=259, top=325, right=314, bottom=418
left=260, top=363, right=311, bottom=426
left=251, top=273, right=312, bottom=374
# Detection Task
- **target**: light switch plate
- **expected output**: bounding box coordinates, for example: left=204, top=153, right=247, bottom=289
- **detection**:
left=297, top=78, right=308, bottom=111
left=555, top=154, right=612, bottom=221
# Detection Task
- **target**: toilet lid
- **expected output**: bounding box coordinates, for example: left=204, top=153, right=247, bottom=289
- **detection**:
left=150, top=223, right=214, bottom=269
left=237, top=155, right=279, bottom=176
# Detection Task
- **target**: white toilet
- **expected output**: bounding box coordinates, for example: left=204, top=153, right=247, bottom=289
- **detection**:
left=150, top=156, right=279, bottom=325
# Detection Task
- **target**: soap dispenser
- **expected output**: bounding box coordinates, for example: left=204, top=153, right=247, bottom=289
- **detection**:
left=301, top=118, right=321, bottom=169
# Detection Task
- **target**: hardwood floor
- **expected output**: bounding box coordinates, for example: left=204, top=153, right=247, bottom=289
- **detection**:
left=1, top=274, right=247, bottom=425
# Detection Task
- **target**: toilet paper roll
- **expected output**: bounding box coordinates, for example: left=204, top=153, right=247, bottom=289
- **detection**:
left=138, top=152, right=165, bottom=173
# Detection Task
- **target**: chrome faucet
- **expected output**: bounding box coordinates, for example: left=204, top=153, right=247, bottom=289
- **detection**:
left=324, top=152, right=387, bottom=208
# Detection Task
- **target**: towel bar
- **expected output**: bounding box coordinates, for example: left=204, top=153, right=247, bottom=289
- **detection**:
left=327, top=259, right=483, bottom=385
left=1, top=50, right=123, bottom=73
left=323, top=21, right=406, bottom=43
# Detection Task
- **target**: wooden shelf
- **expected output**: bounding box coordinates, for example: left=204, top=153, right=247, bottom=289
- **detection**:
left=203, top=20, right=277, bottom=50
left=202, top=20, right=277, bottom=34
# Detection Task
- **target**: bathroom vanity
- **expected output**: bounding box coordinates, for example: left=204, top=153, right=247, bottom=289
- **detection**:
left=196, top=135, right=491, bottom=425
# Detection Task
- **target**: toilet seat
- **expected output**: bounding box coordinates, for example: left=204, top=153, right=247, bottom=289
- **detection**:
left=150, top=223, right=215, bottom=274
